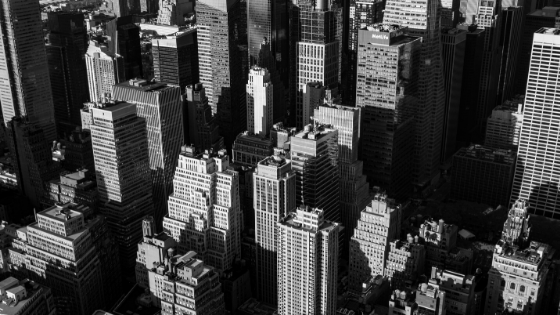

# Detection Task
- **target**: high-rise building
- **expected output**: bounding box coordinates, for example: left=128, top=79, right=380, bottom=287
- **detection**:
left=253, top=155, right=296, bottom=304
left=510, top=28, right=560, bottom=218
left=56, top=128, right=95, bottom=172
left=149, top=25, right=199, bottom=90
left=90, top=102, right=154, bottom=272
left=277, top=206, right=339, bottom=314
left=440, top=28, right=466, bottom=162
left=384, top=0, right=446, bottom=189
left=247, top=67, right=273, bottom=137
left=135, top=217, right=177, bottom=289
left=456, top=26, right=485, bottom=147
left=0, top=276, right=56, bottom=315
left=418, top=218, right=458, bottom=273
left=85, top=40, right=125, bottom=102
left=232, top=132, right=274, bottom=167
left=294, top=2, right=339, bottom=130
left=47, top=168, right=97, bottom=210
left=516, top=7, right=560, bottom=93
left=348, top=192, right=402, bottom=294
left=485, top=97, right=524, bottom=150
left=106, top=16, right=143, bottom=80
left=314, top=101, right=369, bottom=256
left=20, top=203, right=105, bottom=315
left=451, top=144, right=515, bottom=207
left=148, top=251, right=226, bottom=314
left=156, top=0, right=193, bottom=26
left=0, top=0, right=56, bottom=141
left=184, top=83, right=225, bottom=151
left=343, top=0, right=385, bottom=106
left=256, top=37, right=287, bottom=124
left=6, top=118, right=61, bottom=209
left=196, top=0, right=246, bottom=150
left=496, top=5, right=524, bottom=106
left=162, top=146, right=242, bottom=272
left=290, top=125, right=339, bottom=222
left=384, top=237, right=425, bottom=287
left=113, top=79, right=183, bottom=230
left=46, top=12, right=89, bottom=134
left=355, top=25, right=420, bottom=197
left=485, top=199, right=551, bottom=314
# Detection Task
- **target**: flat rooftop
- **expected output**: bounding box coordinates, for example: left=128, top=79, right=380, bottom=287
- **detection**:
left=0, top=279, right=50, bottom=315
left=115, top=79, right=170, bottom=92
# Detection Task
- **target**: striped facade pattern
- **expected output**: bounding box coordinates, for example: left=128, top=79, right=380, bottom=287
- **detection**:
left=85, top=42, right=125, bottom=103
left=113, top=82, right=183, bottom=228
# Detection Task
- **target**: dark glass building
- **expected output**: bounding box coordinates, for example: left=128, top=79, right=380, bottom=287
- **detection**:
left=106, top=16, right=143, bottom=80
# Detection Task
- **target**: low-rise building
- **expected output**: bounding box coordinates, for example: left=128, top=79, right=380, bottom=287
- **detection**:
left=0, top=276, right=56, bottom=315
left=384, top=237, right=425, bottom=287
left=47, top=168, right=97, bottom=210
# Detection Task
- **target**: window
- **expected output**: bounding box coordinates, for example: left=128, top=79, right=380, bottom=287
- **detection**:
left=520, top=285, right=525, bottom=293
left=501, top=280, right=506, bottom=287
left=510, top=283, right=516, bottom=290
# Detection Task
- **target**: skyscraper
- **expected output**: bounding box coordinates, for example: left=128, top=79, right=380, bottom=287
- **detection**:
left=196, top=0, right=246, bottom=150
left=6, top=118, right=61, bottom=209
left=277, top=206, right=339, bottom=314
left=151, top=26, right=199, bottom=90
left=46, top=12, right=89, bottom=134
left=184, top=83, right=225, bottom=151
left=496, top=5, right=524, bottom=106
left=355, top=25, right=420, bottom=197
left=253, top=155, right=295, bottom=304
left=85, top=40, right=125, bottom=102
left=247, top=0, right=288, bottom=70
left=293, top=1, right=339, bottom=129
left=113, top=79, right=183, bottom=230
left=486, top=199, right=551, bottom=314
left=510, top=28, right=560, bottom=218
left=0, top=0, right=56, bottom=141
left=89, top=102, right=154, bottom=272
left=20, top=203, right=105, bottom=315
left=485, top=98, right=524, bottom=150
left=247, top=67, right=273, bottom=136
left=314, top=100, right=369, bottom=256
left=384, top=0, right=446, bottom=189
left=290, top=125, right=339, bottom=222
left=440, top=28, right=466, bottom=162
left=156, top=0, right=193, bottom=25
left=344, top=0, right=385, bottom=105
left=162, top=146, right=242, bottom=272
left=106, top=16, right=143, bottom=80
left=257, top=37, right=286, bottom=124
left=348, top=192, right=402, bottom=293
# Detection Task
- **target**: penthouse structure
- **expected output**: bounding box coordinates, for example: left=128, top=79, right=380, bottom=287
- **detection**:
left=253, top=155, right=296, bottom=304
left=85, top=40, right=125, bottom=102
left=0, top=277, right=56, bottom=315
left=385, top=237, right=426, bottom=287
left=419, top=218, right=458, bottom=273
left=184, top=84, right=224, bottom=152
left=90, top=102, right=154, bottom=271
left=485, top=97, right=524, bottom=150
left=511, top=28, right=560, bottom=218
left=20, top=203, right=105, bottom=315
left=290, top=125, right=339, bottom=222
left=314, top=101, right=369, bottom=256
left=486, top=200, right=551, bottom=314
left=451, top=145, right=516, bottom=207
left=162, top=146, right=242, bottom=272
left=277, top=207, right=339, bottom=314
left=355, top=24, right=420, bottom=197
left=113, top=79, right=183, bottom=229
left=148, top=251, right=225, bottom=314
left=348, top=192, right=402, bottom=293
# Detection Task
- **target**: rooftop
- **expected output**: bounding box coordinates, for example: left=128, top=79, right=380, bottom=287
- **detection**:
left=259, top=155, right=287, bottom=167
left=453, top=144, right=516, bottom=164
left=116, top=79, right=170, bottom=92
left=536, top=27, right=560, bottom=35
left=0, top=278, right=50, bottom=315
left=495, top=240, right=550, bottom=266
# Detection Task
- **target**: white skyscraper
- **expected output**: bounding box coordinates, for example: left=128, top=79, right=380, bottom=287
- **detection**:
left=85, top=40, right=125, bottom=102
left=254, top=155, right=296, bottom=304
left=162, top=145, right=241, bottom=272
left=510, top=28, right=560, bottom=218
left=277, top=206, right=339, bottom=315
left=247, top=67, right=273, bottom=136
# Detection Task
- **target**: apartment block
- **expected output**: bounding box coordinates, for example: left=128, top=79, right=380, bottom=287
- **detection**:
left=47, top=168, right=97, bottom=211
left=419, top=218, right=459, bottom=273
left=384, top=237, right=426, bottom=287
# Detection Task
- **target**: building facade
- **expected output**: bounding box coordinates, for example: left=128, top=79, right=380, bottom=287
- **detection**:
left=277, top=207, right=339, bottom=315
left=184, top=83, right=225, bottom=152
left=485, top=97, right=524, bottom=150
left=253, top=155, right=295, bottom=304
left=247, top=67, right=273, bottom=137
left=85, top=40, right=125, bottom=103
left=113, top=79, right=183, bottom=230
left=90, top=102, right=154, bottom=272
left=385, top=238, right=425, bottom=287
